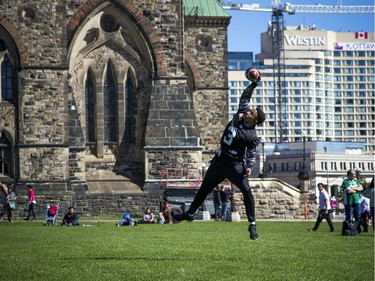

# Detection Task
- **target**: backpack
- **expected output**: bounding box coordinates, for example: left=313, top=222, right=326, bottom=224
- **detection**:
left=48, top=204, right=57, bottom=216
left=341, top=220, right=357, bottom=236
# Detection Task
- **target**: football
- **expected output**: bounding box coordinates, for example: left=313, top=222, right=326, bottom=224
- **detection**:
left=245, top=67, right=260, bottom=82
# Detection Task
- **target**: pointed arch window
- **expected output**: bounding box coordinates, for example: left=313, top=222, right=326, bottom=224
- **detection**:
left=125, top=70, right=135, bottom=143
left=0, top=131, right=12, bottom=176
left=85, top=70, right=95, bottom=142
left=103, top=63, right=116, bottom=142
left=1, top=55, right=13, bottom=101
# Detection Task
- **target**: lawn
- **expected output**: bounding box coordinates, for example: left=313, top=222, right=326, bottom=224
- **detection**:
left=1, top=219, right=373, bottom=281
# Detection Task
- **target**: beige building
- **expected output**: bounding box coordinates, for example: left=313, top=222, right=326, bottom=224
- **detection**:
left=229, top=26, right=375, bottom=153
left=254, top=141, right=374, bottom=197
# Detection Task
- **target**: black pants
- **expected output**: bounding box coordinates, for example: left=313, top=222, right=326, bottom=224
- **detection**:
left=188, top=154, right=256, bottom=223
left=27, top=203, right=36, bottom=219
left=360, top=211, right=370, bottom=232
left=312, top=210, right=335, bottom=231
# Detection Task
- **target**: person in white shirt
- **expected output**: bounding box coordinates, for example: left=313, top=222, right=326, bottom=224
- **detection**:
left=359, top=193, right=370, bottom=232
left=308, top=183, right=335, bottom=232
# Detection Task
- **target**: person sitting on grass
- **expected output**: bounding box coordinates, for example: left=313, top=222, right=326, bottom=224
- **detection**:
left=142, top=207, right=155, bottom=223
left=116, top=213, right=137, bottom=226
left=61, top=206, right=79, bottom=226
left=157, top=211, right=165, bottom=224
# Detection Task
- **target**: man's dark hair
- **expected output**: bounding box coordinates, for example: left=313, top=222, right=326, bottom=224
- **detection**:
left=256, top=107, right=266, bottom=125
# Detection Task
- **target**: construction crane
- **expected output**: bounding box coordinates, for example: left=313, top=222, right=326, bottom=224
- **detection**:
left=221, top=0, right=374, bottom=142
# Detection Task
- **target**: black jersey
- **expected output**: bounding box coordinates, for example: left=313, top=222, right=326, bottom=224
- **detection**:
left=218, top=82, right=260, bottom=169
left=219, top=117, right=259, bottom=169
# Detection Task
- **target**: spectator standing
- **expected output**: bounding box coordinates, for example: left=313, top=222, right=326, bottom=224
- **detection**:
left=308, top=183, right=335, bottom=232
left=341, top=169, right=363, bottom=233
left=213, top=185, right=221, bottom=221
left=220, top=185, right=229, bottom=221
left=366, top=177, right=374, bottom=230
left=359, top=193, right=370, bottom=232
left=6, top=184, right=16, bottom=223
left=61, top=206, right=79, bottom=226
left=362, top=177, right=374, bottom=230
left=25, top=185, right=36, bottom=221
left=330, top=196, right=337, bottom=220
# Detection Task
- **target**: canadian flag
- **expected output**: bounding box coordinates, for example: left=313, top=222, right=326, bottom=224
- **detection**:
left=355, top=32, right=368, bottom=39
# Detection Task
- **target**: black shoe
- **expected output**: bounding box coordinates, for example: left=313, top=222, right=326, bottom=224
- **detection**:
left=308, top=229, right=317, bottom=232
left=172, top=212, right=195, bottom=222
left=330, top=229, right=335, bottom=232
left=248, top=224, right=259, bottom=240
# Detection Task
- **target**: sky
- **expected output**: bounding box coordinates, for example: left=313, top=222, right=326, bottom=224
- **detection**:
left=225, top=0, right=375, bottom=54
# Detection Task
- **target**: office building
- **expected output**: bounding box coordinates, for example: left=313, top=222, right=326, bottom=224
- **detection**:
left=228, top=26, right=375, bottom=152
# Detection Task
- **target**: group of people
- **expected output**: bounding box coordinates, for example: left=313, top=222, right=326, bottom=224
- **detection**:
left=116, top=203, right=176, bottom=227
left=308, top=171, right=374, bottom=235
left=0, top=182, right=80, bottom=227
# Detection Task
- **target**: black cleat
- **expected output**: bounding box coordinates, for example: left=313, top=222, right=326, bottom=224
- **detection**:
left=172, top=211, right=195, bottom=222
left=248, top=224, right=259, bottom=240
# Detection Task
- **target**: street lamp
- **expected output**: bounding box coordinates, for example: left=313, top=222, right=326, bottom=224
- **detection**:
left=302, top=130, right=306, bottom=171
left=298, top=130, right=309, bottom=180
left=259, top=137, right=266, bottom=178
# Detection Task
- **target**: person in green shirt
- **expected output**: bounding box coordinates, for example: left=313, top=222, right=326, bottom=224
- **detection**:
left=341, top=169, right=363, bottom=232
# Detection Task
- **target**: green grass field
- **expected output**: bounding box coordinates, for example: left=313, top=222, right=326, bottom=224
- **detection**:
left=1, top=219, right=373, bottom=281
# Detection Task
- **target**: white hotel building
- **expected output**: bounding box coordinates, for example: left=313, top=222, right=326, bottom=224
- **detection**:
left=228, top=26, right=375, bottom=153
left=228, top=27, right=374, bottom=193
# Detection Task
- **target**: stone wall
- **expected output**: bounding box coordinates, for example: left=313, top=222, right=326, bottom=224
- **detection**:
left=7, top=189, right=162, bottom=220
left=5, top=178, right=318, bottom=221
left=0, top=1, right=230, bottom=198
left=235, top=179, right=318, bottom=220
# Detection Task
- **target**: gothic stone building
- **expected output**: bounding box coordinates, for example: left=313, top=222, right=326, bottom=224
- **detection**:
left=0, top=0, right=231, bottom=216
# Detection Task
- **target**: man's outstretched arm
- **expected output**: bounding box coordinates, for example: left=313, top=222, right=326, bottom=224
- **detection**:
left=238, top=78, right=261, bottom=112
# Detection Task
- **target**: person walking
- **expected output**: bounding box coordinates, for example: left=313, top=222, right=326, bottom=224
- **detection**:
left=6, top=184, right=16, bottom=223
left=308, top=183, right=335, bottom=232
left=25, top=185, right=36, bottom=221
left=213, top=185, right=221, bottom=221
left=172, top=69, right=265, bottom=240
left=341, top=169, right=363, bottom=233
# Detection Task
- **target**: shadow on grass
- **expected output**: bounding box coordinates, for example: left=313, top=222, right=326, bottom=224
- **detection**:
left=59, top=257, right=180, bottom=261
